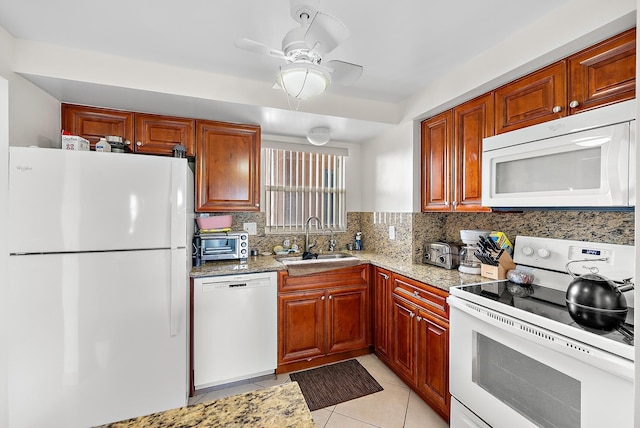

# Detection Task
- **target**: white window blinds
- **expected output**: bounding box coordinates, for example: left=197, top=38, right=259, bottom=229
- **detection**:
left=264, top=147, right=346, bottom=234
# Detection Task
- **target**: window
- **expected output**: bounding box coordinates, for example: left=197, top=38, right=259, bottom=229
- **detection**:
left=264, top=147, right=346, bottom=234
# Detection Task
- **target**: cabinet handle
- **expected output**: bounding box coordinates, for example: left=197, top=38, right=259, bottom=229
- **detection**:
left=321, top=295, right=325, bottom=300
left=136, top=141, right=142, bottom=147
left=416, top=316, right=422, bottom=322
left=380, top=273, right=389, bottom=279
left=329, top=295, right=333, bottom=300
left=410, top=312, right=415, bottom=318
left=569, top=100, right=580, bottom=108
left=255, top=203, right=260, bottom=207
left=552, top=106, right=562, bottom=113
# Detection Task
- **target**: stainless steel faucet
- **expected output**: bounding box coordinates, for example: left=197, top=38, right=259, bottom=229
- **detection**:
left=305, top=216, right=322, bottom=252
left=324, top=228, right=336, bottom=251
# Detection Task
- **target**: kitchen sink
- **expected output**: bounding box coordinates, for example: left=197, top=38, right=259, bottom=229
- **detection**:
left=279, top=253, right=354, bottom=262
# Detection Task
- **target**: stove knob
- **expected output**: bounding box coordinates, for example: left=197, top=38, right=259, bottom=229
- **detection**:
left=437, top=255, right=446, bottom=264
left=522, top=246, right=534, bottom=256
left=537, top=248, right=551, bottom=258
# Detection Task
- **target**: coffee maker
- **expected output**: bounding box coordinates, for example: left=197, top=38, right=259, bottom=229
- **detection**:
left=458, top=230, right=491, bottom=274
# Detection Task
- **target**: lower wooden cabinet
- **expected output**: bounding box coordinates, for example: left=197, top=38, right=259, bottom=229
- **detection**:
left=381, top=272, right=451, bottom=422
left=277, top=265, right=371, bottom=373
left=372, top=267, right=392, bottom=363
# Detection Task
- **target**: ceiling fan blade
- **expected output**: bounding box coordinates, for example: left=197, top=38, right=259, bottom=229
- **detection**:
left=304, top=12, right=349, bottom=55
left=325, top=60, right=363, bottom=86
left=234, top=38, right=286, bottom=59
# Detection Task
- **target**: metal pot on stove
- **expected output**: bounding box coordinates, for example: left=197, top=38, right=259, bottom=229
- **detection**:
left=565, top=258, right=634, bottom=331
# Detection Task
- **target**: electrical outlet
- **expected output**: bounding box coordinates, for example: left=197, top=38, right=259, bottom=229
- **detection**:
left=389, top=226, right=395, bottom=240
left=243, top=222, right=257, bottom=235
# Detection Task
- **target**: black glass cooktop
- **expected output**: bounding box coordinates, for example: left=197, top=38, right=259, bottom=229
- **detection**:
left=457, top=281, right=634, bottom=347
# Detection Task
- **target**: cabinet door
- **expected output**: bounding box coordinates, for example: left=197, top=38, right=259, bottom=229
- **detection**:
left=278, top=290, right=326, bottom=364
left=417, top=309, right=450, bottom=420
left=373, top=267, right=392, bottom=362
left=326, top=284, right=369, bottom=355
left=453, top=94, right=493, bottom=212
left=494, top=61, right=566, bottom=134
left=391, top=295, right=417, bottom=385
left=61, top=104, right=134, bottom=150
left=196, top=120, right=260, bottom=212
left=421, top=110, right=453, bottom=212
left=568, top=28, right=636, bottom=114
left=134, top=114, right=195, bottom=156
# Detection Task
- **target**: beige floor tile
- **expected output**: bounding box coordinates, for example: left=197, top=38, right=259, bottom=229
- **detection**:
left=333, top=380, right=410, bottom=428
left=311, top=408, right=333, bottom=428
left=356, top=354, right=409, bottom=389
left=325, top=412, right=380, bottom=428
left=404, top=391, right=449, bottom=428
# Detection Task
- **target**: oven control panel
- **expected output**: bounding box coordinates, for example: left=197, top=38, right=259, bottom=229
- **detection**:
left=514, top=236, right=635, bottom=285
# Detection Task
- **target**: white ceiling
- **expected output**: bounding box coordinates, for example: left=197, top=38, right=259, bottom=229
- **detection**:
left=0, top=0, right=572, bottom=143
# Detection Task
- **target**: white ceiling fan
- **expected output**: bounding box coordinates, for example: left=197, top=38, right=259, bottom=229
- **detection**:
left=234, top=0, right=363, bottom=100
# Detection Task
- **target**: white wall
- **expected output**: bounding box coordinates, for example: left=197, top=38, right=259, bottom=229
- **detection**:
left=0, top=26, right=61, bottom=148
left=0, top=76, right=9, bottom=428
left=360, top=0, right=637, bottom=211
left=361, top=122, right=413, bottom=212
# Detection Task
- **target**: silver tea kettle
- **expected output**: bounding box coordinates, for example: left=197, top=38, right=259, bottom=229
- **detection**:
left=565, top=258, right=634, bottom=333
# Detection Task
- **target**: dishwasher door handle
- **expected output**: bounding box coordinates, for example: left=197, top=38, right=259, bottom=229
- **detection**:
left=229, top=283, right=247, bottom=288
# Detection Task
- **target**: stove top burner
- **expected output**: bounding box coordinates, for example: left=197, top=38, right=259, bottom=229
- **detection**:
left=458, top=281, right=634, bottom=346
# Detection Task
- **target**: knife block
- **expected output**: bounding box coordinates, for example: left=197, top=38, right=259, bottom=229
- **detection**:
left=480, top=251, right=516, bottom=280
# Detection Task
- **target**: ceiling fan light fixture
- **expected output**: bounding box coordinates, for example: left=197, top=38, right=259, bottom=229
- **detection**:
left=277, top=63, right=331, bottom=99
left=306, top=126, right=331, bottom=146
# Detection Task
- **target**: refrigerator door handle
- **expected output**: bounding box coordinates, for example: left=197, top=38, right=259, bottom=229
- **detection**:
left=170, top=160, right=187, bottom=249
left=170, top=251, right=184, bottom=337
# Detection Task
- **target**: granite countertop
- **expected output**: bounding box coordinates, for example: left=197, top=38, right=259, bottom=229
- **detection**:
left=191, top=250, right=485, bottom=291
left=98, top=382, right=314, bottom=428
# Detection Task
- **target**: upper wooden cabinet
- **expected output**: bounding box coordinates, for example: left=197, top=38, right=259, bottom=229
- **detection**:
left=195, top=120, right=261, bottom=212
left=62, top=104, right=134, bottom=150
left=495, top=29, right=636, bottom=134
left=134, top=113, right=195, bottom=156
left=567, top=27, right=636, bottom=114
left=452, top=94, right=493, bottom=212
left=494, top=61, right=567, bottom=134
left=62, top=104, right=195, bottom=156
left=421, top=111, right=452, bottom=211
left=421, top=94, right=492, bottom=212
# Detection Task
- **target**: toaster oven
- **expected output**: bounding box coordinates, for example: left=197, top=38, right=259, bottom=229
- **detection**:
left=193, top=231, right=249, bottom=264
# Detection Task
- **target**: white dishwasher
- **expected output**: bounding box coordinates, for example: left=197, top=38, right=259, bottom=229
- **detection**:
left=193, top=271, right=277, bottom=390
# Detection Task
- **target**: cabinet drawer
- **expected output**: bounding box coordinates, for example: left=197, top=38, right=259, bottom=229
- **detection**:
left=278, top=264, right=368, bottom=292
left=391, top=274, right=448, bottom=320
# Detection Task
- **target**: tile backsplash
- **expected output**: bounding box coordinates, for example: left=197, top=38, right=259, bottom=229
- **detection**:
left=205, top=210, right=634, bottom=263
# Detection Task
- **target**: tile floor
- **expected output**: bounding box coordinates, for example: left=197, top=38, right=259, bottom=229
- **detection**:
left=189, top=354, right=450, bottom=428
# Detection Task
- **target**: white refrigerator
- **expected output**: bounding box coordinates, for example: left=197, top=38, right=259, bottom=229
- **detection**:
left=7, top=147, right=193, bottom=428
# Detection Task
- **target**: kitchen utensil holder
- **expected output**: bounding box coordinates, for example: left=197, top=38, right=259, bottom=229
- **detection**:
left=480, top=251, right=516, bottom=280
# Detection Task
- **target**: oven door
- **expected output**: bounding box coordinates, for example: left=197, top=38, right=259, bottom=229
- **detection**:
left=449, top=296, right=634, bottom=428
left=482, top=121, right=632, bottom=207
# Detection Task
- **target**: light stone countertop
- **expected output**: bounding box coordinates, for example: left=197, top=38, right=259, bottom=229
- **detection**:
left=190, top=251, right=486, bottom=291
left=98, top=382, right=314, bottom=428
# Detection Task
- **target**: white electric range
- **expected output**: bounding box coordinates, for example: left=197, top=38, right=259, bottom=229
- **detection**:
left=448, top=236, right=634, bottom=428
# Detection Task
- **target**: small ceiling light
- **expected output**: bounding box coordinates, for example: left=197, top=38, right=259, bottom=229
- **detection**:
left=307, top=127, right=331, bottom=146
left=277, top=63, right=331, bottom=100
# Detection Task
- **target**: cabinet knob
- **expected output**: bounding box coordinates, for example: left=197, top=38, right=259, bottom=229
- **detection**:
left=125, top=140, right=132, bottom=146
left=410, top=312, right=415, bottom=318
left=329, top=295, right=333, bottom=300
left=569, top=100, right=580, bottom=108
left=255, top=203, right=260, bottom=207
left=414, top=291, right=419, bottom=297
left=552, top=106, right=562, bottom=113
left=136, top=141, right=142, bottom=147
left=321, top=295, right=325, bottom=300
left=416, top=316, right=422, bottom=322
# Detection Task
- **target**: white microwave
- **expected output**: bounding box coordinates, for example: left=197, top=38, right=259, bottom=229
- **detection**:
left=482, top=100, right=636, bottom=209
